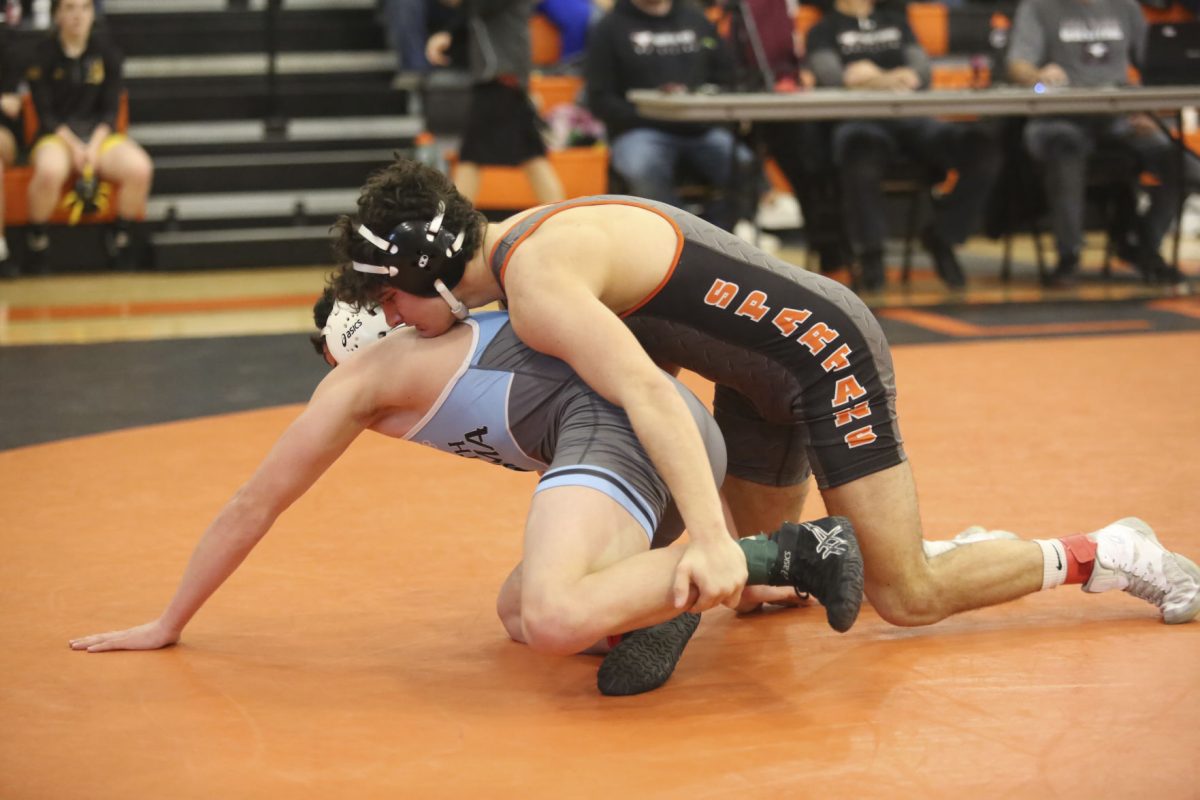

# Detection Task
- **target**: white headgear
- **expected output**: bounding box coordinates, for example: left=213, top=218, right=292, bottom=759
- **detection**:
left=321, top=301, right=395, bottom=364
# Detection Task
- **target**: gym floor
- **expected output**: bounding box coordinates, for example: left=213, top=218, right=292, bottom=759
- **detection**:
left=1, top=239, right=1198, bottom=798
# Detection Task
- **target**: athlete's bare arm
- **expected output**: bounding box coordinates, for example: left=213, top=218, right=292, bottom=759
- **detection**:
left=68, top=361, right=396, bottom=652
left=502, top=237, right=747, bottom=612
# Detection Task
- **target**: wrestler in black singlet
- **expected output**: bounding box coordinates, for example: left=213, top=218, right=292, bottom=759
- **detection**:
left=489, top=195, right=905, bottom=489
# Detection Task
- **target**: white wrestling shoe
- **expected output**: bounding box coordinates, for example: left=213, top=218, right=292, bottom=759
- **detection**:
left=1082, top=517, right=1200, bottom=624
left=922, top=525, right=1021, bottom=559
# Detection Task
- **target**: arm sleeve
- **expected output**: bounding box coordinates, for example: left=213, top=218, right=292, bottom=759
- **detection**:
left=702, top=19, right=735, bottom=87
left=583, top=19, right=641, bottom=132
left=1126, top=0, right=1147, bottom=72
left=99, top=44, right=124, bottom=130
left=806, top=22, right=844, bottom=86
left=902, top=43, right=931, bottom=88
left=1006, top=0, right=1045, bottom=68
left=26, top=49, right=60, bottom=132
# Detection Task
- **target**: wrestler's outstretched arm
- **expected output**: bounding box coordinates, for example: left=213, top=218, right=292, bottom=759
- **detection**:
left=69, top=369, right=378, bottom=652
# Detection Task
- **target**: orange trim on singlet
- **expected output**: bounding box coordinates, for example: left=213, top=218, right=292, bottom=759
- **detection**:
left=493, top=199, right=684, bottom=317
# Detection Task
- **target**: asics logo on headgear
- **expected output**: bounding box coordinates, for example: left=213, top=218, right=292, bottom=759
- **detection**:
left=341, top=319, right=363, bottom=347
left=803, top=521, right=848, bottom=560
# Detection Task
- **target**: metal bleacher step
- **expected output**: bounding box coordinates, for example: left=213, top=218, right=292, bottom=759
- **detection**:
left=131, top=114, right=423, bottom=155
left=151, top=224, right=337, bottom=271
left=153, top=149, right=394, bottom=194
left=125, top=51, right=394, bottom=79
left=107, top=0, right=375, bottom=11
left=147, top=187, right=361, bottom=225
left=107, top=4, right=383, bottom=58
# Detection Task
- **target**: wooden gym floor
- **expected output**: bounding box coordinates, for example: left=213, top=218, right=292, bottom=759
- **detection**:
left=1, top=240, right=1198, bottom=799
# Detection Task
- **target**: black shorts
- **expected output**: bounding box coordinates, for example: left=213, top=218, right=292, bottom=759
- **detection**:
left=459, top=79, right=547, bottom=167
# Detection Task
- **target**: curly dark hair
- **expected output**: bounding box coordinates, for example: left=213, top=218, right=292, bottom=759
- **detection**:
left=329, top=158, right=486, bottom=308
left=308, top=287, right=336, bottom=358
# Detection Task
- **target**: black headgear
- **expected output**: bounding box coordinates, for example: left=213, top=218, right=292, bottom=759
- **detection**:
left=350, top=201, right=468, bottom=298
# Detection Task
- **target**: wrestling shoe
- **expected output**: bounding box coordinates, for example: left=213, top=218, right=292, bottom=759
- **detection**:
left=597, top=612, right=700, bottom=696
left=1083, top=517, right=1200, bottom=624
left=923, top=525, right=1021, bottom=559
left=768, top=516, right=863, bottom=633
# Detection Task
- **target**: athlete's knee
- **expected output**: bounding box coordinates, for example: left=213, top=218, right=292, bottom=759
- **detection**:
left=866, top=572, right=946, bottom=627
left=495, top=587, right=524, bottom=644
left=519, top=592, right=591, bottom=655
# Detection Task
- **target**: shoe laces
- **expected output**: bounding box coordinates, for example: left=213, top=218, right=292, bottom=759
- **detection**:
left=1109, top=547, right=1170, bottom=607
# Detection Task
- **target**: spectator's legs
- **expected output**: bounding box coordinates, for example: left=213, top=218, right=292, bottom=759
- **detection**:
left=1108, top=119, right=1183, bottom=255
left=27, top=139, right=73, bottom=224
left=832, top=120, right=892, bottom=289
left=610, top=128, right=683, bottom=208
left=1024, top=117, right=1094, bottom=275
left=678, top=126, right=755, bottom=231
left=95, top=138, right=154, bottom=221
left=521, top=156, right=566, bottom=204
left=454, top=161, right=481, bottom=202
left=0, top=127, right=14, bottom=273
left=905, top=118, right=1002, bottom=247
left=95, top=137, right=155, bottom=269
left=381, top=0, right=431, bottom=73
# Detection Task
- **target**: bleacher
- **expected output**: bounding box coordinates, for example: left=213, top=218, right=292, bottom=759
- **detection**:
left=4, top=0, right=419, bottom=271
left=2, top=0, right=1194, bottom=274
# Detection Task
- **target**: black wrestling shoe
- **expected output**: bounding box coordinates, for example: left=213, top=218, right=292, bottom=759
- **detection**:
left=597, top=612, right=701, bottom=696
left=768, top=516, right=864, bottom=633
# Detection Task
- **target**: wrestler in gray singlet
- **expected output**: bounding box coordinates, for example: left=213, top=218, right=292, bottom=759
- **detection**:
left=404, top=311, right=726, bottom=546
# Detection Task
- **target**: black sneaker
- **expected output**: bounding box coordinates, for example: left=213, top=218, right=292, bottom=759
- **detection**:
left=767, top=516, right=864, bottom=633
left=24, top=230, right=50, bottom=276
left=920, top=226, right=966, bottom=288
left=1042, top=253, right=1079, bottom=289
left=596, top=612, right=700, bottom=696
left=858, top=250, right=885, bottom=292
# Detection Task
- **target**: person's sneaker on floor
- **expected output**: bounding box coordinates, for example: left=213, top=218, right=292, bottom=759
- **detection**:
left=857, top=250, right=885, bottom=293
left=0, top=235, right=16, bottom=279
left=24, top=227, right=50, bottom=275
left=1083, top=517, right=1200, bottom=624
left=919, top=226, right=966, bottom=288
left=597, top=612, right=701, bottom=696
left=733, top=219, right=781, bottom=255
left=923, top=525, right=1021, bottom=559
left=1042, top=251, right=1079, bottom=289
left=755, top=191, right=802, bottom=230
left=766, top=516, right=863, bottom=633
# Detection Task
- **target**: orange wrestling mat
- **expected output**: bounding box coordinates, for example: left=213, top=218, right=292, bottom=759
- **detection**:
left=2, top=333, right=1198, bottom=799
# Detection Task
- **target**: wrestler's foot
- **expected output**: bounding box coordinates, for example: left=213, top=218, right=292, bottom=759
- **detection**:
left=768, top=516, right=863, bottom=633
left=1083, top=518, right=1200, bottom=624
left=597, top=612, right=701, bottom=696
left=923, top=525, right=1021, bottom=559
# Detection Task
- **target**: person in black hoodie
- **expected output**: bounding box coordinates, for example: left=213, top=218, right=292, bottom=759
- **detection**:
left=584, top=0, right=754, bottom=230
left=24, top=0, right=153, bottom=271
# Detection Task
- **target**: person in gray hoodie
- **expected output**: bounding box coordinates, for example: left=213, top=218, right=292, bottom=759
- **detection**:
left=1008, top=0, right=1194, bottom=287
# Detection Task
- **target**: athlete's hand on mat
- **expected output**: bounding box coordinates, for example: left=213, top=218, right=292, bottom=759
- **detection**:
left=672, top=537, right=747, bottom=612
left=69, top=619, right=179, bottom=653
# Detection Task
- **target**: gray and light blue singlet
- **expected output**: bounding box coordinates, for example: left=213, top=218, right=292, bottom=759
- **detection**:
left=403, top=311, right=726, bottom=544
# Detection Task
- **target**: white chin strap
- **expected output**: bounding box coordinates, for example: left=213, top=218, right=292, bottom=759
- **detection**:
left=434, top=279, right=470, bottom=320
